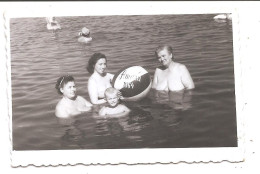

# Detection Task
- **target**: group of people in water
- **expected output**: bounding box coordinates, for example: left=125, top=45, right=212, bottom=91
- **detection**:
left=55, top=45, right=195, bottom=118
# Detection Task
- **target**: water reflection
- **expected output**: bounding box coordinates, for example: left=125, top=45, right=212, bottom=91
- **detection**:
left=58, top=116, right=86, bottom=148
left=57, top=112, right=97, bottom=149
left=150, top=89, right=193, bottom=111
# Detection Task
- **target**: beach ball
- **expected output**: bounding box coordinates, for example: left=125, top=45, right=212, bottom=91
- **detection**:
left=112, top=66, right=152, bottom=101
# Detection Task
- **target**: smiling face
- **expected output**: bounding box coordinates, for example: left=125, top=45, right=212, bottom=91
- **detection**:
left=157, top=48, right=173, bottom=67
left=105, top=92, right=119, bottom=107
left=94, top=58, right=107, bottom=75
left=60, top=81, right=77, bottom=99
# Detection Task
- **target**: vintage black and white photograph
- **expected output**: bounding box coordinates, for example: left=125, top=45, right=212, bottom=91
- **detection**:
left=5, top=2, right=244, bottom=166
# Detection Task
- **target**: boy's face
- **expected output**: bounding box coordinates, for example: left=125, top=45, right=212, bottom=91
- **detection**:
left=106, top=92, right=119, bottom=107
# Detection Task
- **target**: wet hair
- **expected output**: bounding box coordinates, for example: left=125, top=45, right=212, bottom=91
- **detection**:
left=55, top=75, right=75, bottom=95
left=104, top=87, right=118, bottom=98
left=86, top=53, right=107, bottom=74
left=155, top=45, right=174, bottom=60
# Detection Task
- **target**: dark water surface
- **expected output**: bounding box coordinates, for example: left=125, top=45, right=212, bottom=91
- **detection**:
left=10, top=14, right=237, bottom=150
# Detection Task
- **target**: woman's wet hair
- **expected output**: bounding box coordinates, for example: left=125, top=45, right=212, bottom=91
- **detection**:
left=86, top=53, right=107, bottom=74
left=155, top=45, right=174, bottom=60
left=55, top=75, right=75, bottom=95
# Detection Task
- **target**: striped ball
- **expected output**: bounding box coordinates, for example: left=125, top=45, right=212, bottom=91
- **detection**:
left=112, top=66, right=152, bottom=101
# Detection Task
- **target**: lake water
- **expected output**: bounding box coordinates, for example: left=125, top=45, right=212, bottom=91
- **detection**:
left=10, top=14, right=237, bottom=150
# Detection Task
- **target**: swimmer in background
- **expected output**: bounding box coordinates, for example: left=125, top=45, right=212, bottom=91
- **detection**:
left=152, top=45, right=195, bottom=91
left=55, top=75, right=92, bottom=118
left=78, top=27, right=92, bottom=43
left=46, top=17, right=61, bottom=30
left=99, top=87, right=130, bottom=117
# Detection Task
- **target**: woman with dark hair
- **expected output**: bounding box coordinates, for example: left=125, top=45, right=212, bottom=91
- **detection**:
left=87, top=53, right=114, bottom=104
left=55, top=75, right=92, bottom=118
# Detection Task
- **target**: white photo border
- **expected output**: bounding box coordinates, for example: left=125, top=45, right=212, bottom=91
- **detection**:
left=4, top=2, right=245, bottom=167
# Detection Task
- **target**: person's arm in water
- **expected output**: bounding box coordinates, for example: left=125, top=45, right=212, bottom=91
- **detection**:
left=152, top=68, right=159, bottom=89
left=78, top=96, right=93, bottom=107
left=107, top=104, right=131, bottom=117
left=55, top=105, right=69, bottom=118
left=88, top=78, right=107, bottom=105
left=55, top=104, right=81, bottom=118
left=180, top=65, right=195, bottom=90
left=99, top=106, right=107, bottom=116
left=77, top=96, right=93, bottom=112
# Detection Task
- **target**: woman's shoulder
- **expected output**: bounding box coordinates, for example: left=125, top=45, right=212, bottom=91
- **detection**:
left=106, top=73, right=114, bottom=78
left=169, top=62, right=186, bottom=71
left=88, top=74, right=97, bottom=82
left=76, top=95, right=84, bottom=101
left=174, top=62, right=185, bottom=67
left=56, top=98, right=64, bottom=108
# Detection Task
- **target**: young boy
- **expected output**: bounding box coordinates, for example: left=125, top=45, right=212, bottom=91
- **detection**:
left=99, top=87, right=130, bottom=117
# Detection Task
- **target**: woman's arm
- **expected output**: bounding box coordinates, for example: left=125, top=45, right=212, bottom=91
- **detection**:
left=180, top=65, right=195, bottom=90
left=55, top=103, right=81, bottom=118
left=77, top=96, right=93, bottom=110
left=79, top=96, right=93, bottom=107
left=88, top=78, right=106, bottom=104
left=55, top=106, right=69, bottom=118
left=152, top=69, right=158, bottom=89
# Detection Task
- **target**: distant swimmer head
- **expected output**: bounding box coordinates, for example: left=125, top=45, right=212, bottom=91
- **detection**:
left=79, top=27, right=90, bottom=37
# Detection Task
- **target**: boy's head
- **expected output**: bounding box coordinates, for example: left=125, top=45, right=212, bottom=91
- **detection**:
left=105, top=87, right=119, bottom=107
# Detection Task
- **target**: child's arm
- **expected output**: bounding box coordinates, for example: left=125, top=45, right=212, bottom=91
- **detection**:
left=99, top=106, right=107, bottom=116
left=122, top=105, right=131, bottom=115
left=105, top=105, right=130, bottom=118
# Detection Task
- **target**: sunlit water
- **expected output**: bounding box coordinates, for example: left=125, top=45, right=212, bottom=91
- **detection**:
left=10, top=14, right=237, bottom=150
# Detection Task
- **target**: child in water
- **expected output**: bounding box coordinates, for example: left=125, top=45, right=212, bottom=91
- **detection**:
left=99, top=87, right=130, bottom=117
